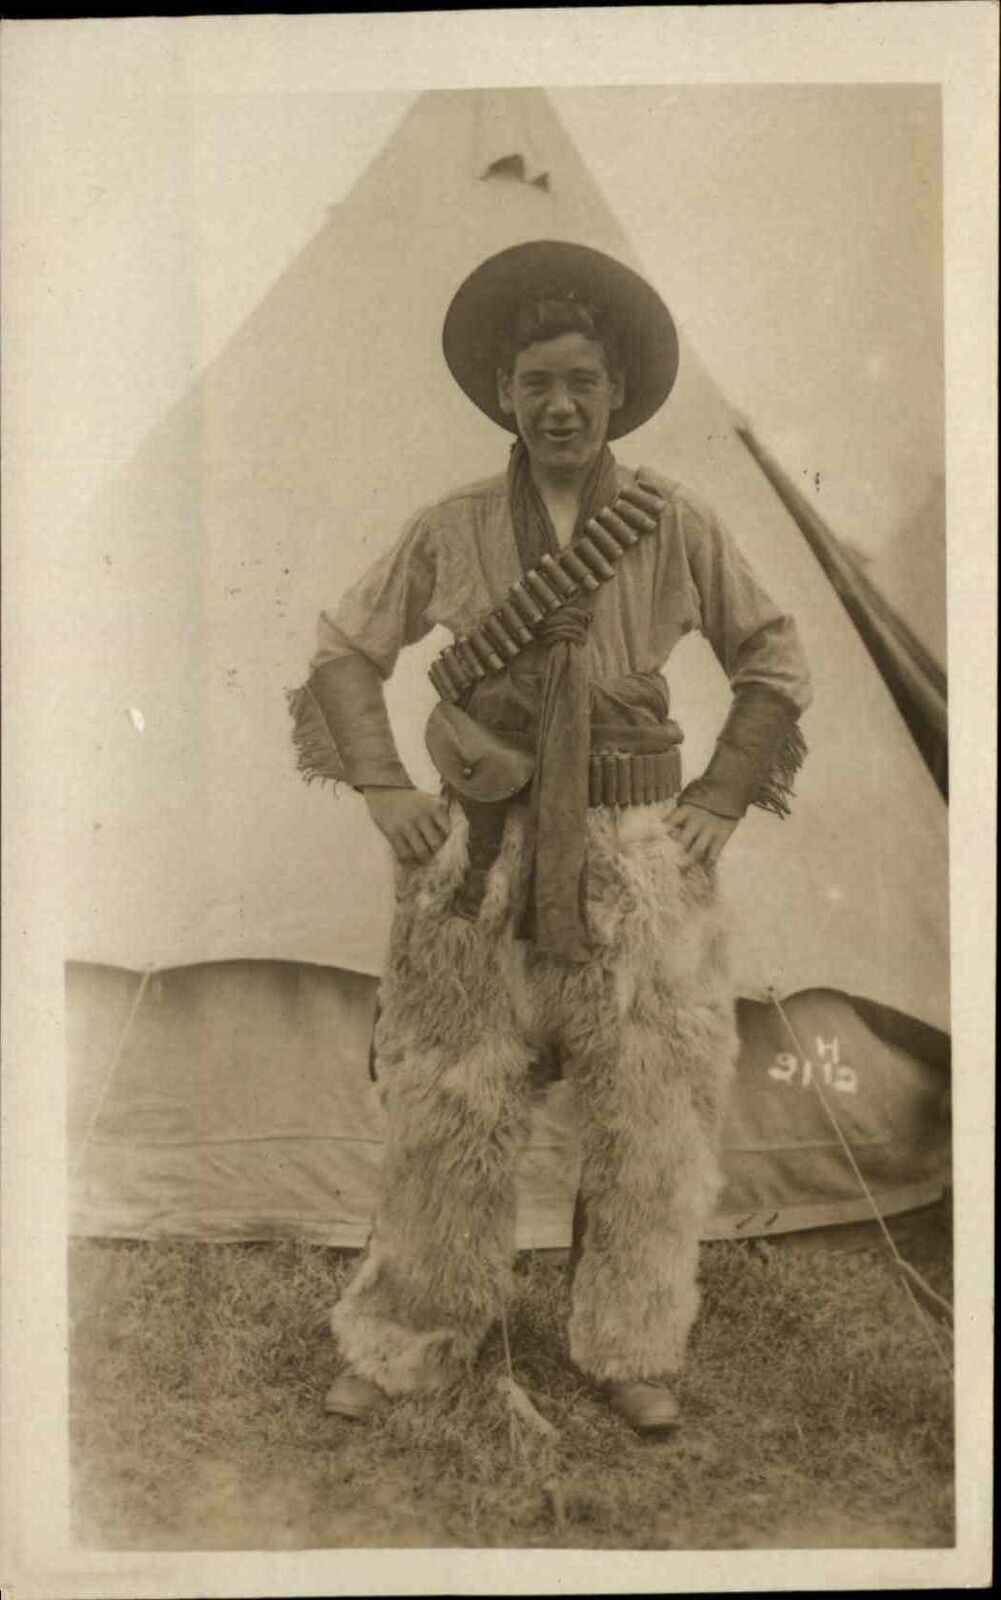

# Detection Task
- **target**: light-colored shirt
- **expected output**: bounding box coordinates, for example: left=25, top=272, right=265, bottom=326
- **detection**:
left=313, top=461, right=812, bottom=718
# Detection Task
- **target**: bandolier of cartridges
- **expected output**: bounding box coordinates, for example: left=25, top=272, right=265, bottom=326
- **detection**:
left=428, top=477, right=667, bottom=702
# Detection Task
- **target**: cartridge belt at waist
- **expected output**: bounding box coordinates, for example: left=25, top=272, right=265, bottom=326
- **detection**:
left=425, top=685, right=684, bottom=810
left=452, top=743, right=682, bottom=812
left=586, top=744, right=681, bottom=808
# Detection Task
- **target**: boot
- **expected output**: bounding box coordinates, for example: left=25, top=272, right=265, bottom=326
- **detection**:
left=606, top=1378, right=680, bottom=1433
left=323, top=1368, right=388, bottom=1420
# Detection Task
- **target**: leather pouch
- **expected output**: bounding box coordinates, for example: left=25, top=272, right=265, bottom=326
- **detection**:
left=425, top=701, right=535, bottom=802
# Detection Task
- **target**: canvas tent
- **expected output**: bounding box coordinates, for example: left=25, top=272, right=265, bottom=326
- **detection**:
left=66, top=88, right=950, bottom=1248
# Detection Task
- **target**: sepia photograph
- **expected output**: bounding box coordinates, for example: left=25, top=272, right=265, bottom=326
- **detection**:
left=2, top=8, right=995, bottom=1595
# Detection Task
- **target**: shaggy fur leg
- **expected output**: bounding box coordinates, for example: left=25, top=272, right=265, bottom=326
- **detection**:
left=332, top=808, right=535, bottom=1396
left=565, top=1005, right=735, bottom=1382
left=559, top=806, right=739, bottom=1384
left=331, top=1034, right=532, bottom=1395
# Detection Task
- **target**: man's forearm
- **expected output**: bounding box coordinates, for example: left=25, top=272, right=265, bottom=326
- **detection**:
left=679, top=683, right=804, bottom=820
left=306, top=655, right=414, bottom=792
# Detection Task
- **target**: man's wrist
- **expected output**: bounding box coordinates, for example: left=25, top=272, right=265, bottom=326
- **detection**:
left=676, top=781, right=745, bottom=821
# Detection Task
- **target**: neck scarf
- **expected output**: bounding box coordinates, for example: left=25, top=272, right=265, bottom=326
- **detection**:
left=506, top=439, right=620, bottom=962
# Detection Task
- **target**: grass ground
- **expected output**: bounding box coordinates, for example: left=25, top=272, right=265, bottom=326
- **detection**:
left=69, top=1205, right=953, bottom=1551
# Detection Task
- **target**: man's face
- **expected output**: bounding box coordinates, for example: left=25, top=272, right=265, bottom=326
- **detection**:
left=498, top=332, right=624, bottom=474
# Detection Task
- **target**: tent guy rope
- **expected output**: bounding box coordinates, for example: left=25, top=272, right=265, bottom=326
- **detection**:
left=71, top=966, right=156, bottom=1184
left=768, top=988, right=953, bottom=1366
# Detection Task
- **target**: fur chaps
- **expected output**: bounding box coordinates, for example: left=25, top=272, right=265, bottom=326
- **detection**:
left=331, top=800, right=738, bottom=1394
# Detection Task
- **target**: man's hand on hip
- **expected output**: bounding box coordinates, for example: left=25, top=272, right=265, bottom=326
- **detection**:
left=363, top=787, right=451, bottom=865
left=665, top=803, right=738, bottom=869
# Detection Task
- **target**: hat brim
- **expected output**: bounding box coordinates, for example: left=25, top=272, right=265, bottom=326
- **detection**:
left=442, top=240, right=679, bottom=441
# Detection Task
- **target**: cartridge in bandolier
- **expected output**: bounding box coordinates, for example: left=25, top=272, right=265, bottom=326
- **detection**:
left=574, top=533, right=617, bottom=581
left=498, top=599, right=534, bottom=645
left=538, top=552, right=578, bottom=599
left=582, top=517, right=624, bottom=563
left=596, top=505, right=640, bottom=548
left=454, top=638, right=487, bottom=681
left=524, top=568, right=563, bottom=612
left=558, top=547, right=602, bottom=593
left=508, top=579, right=546, bottom=627
left=439, top=645, right=473, bottom=693
left=481, top=614, right=520, bottom=660
left=467, top=626, right=504, bottom=673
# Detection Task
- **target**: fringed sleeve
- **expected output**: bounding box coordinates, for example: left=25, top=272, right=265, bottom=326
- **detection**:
left=751, top=720, right=808, bottom=819
left=679, top=685, right=807, bottom=821
left=286, top=682, right=347, bottom=788
left=286, top=655, right=414, bottom=794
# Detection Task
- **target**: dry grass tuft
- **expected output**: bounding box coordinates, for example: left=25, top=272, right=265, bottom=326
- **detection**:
left=69, top=1207, right=954, bottom=1550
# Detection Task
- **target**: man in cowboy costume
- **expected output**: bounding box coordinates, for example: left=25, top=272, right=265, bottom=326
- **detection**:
left=291, top=240, right=811, bottom=1432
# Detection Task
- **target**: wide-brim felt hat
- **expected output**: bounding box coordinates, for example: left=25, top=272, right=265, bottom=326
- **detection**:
left=442, top=239, right=679, bottom=441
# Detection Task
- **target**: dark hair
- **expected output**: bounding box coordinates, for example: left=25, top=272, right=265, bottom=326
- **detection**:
left=497, top=295, right=624, bottom=381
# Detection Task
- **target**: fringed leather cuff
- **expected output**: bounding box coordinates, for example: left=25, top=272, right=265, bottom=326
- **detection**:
left=287, top=655, right=414, bottom=792
left=679, top=684, right=806, bottom=820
